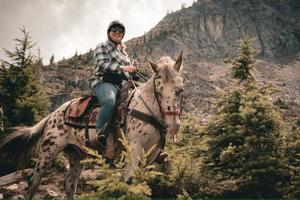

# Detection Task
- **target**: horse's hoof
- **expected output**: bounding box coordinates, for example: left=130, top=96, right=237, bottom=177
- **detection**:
left=155, top=152, right=168, bottom=164
left=125, top=177, right=133, bottom=185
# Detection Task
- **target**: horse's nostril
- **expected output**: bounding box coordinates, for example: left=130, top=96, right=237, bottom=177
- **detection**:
left=166, top=124, right=178, bottom=129
left=167, top=124, right=180, bottom=134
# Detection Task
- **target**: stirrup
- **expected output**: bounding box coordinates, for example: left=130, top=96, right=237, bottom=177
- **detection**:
left=97, top=134, right=107, bottom=148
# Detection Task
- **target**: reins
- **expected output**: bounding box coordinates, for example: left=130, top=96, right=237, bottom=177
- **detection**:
left=127, top=75, right=168, bottom=148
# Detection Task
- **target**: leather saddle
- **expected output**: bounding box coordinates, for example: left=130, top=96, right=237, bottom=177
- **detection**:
left=64, top=81, right=134, bottom=128
left=64, top=96, right=101, bottom=128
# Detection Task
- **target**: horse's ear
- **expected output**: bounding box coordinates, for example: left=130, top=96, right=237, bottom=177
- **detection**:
left=174, top=51, right=183, bottom=72
left=149, top=60, right=159, bottom=73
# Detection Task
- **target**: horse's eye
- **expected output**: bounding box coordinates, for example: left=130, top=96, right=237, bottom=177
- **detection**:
left=175, top=88, right=183, bottom=96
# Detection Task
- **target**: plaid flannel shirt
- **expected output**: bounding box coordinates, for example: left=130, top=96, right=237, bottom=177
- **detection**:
left=91, top=40, right=131, bottom=87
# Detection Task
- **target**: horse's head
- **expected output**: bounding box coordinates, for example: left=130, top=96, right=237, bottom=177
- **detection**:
left=149, top=52, right=184, bottom=139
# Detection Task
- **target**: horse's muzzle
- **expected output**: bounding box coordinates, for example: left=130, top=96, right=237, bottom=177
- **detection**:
left=166, top=124, right=180, bottom=131
left=166, top=124, right=180, bottom=142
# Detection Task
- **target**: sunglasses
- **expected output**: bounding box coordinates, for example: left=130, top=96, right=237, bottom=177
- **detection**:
left=110, top=27, right=124, bottom=33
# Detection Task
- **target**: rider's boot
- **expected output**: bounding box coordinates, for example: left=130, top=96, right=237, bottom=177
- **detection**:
left=96, top=127, right=107, bottom=148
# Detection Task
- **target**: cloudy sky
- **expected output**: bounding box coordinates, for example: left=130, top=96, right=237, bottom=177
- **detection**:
left=0, top=0, right=193, bottom=64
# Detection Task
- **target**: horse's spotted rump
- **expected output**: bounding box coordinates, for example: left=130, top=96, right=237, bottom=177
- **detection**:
left=45, top=155, right=51, bottom=160
left=42, top=138, right=55, bottom=147
left=42, top=138, right=51, bottom=146
left=42, top=148, right=48, bottom=153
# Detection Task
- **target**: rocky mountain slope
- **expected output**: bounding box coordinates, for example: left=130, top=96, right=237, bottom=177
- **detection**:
left=42, top=0, right=300, bottom=119
left=126, top=0, right=300, bottom=60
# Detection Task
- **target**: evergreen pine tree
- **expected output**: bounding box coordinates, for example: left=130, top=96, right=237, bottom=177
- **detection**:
left=281, top=122, right=300, bottom=198
left=74, top=49, right=78, bottom=59
left=224, top=38, right=255, bottom=81
left=0, top=105, right=4, bottom=133
left=85, top=48, right=94, bottom=65
left=203, top=38, right=287, bottom=198
left=0, top=27, right=50, bottom=126
left=49, top=54, right=55, bottom=65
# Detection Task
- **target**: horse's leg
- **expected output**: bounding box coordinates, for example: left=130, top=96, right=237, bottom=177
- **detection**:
left=64, top=149, right=82, bottom=199
left=124, top=143, right=143, bottom=183
left=25, top=101, right=72, bottom=199
left=26, top=144, right=65, bottom=199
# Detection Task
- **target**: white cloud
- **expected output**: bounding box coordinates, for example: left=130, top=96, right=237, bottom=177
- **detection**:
left=0, top=0, right=193, bottom=64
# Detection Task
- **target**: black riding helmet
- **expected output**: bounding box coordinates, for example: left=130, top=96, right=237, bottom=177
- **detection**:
left=107, top=20, right=125, bottom=38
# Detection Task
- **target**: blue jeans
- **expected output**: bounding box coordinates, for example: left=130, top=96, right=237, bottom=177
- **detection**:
left=92, top=82, right=119, bottom=132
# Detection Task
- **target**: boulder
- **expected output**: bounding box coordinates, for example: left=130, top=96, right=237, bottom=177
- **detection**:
left=6, top=184, right=18, bottom=191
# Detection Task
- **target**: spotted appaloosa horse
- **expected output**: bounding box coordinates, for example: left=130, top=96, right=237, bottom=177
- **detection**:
left=0, top=53, right=184, bottom=199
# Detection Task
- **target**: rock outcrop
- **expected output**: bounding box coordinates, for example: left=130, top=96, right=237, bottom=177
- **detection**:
left=126, top=0, right=300, bottom=61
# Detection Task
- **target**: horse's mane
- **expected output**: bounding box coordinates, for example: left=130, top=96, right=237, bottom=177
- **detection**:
left=157, top=56, right=177, bottom=81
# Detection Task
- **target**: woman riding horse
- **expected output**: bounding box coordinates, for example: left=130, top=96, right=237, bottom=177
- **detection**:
left=91, top=20, right=139, bottom=147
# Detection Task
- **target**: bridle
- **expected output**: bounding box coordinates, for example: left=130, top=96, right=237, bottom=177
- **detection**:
left=153, top=75, right=183, bottom=122
left=128, top=74, right=184, bottom=145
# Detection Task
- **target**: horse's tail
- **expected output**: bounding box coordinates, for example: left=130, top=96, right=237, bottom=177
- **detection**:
left=0, top=115, right=51, bottom=168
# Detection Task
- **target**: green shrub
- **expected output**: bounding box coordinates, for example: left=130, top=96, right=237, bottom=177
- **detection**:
left=81, top=132, right=162, bottom=200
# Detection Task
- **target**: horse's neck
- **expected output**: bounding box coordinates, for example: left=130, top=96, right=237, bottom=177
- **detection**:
left=129, top=78, right=160, bottom=115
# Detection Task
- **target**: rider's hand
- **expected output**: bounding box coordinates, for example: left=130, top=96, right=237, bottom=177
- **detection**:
left=133, top=59, right=139, bottom=69
left=122, top=65, right=136, bottom=73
